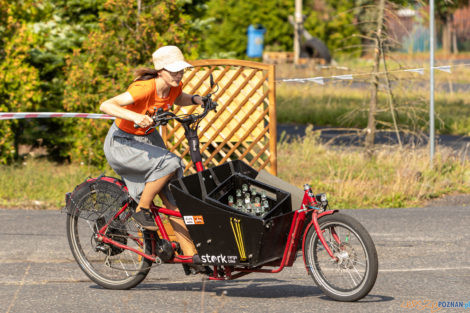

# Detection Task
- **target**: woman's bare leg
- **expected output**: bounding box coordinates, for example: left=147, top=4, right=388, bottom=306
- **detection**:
left=160, top=191, right=197, bottom=256
left=136, top=170, right=197, bottom=256
left=136, top=173, right=174, bottom=212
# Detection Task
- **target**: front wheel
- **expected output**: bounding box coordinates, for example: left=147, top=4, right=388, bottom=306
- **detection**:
left=304, top=213, right=378, bottom=301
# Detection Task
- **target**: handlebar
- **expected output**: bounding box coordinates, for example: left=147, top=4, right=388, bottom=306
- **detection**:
left=135, top=95, right=218, bottom=134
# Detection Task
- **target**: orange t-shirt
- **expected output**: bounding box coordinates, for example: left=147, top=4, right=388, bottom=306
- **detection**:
left=115, top=79, right=182, bottom=135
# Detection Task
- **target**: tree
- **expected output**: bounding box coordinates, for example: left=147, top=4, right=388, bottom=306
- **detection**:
left=303, top=0, right=362, bottom=57
left=63, top=0, right=199, bottom=166
left=203, top=0, right=363, bottom=59
left=364, top=0, right=386, bottom=154
left=25, top=0, right=105, bottom=161
left=0, top=1, right=43, bottom=163
left=203, top=0, right=294, bottom=58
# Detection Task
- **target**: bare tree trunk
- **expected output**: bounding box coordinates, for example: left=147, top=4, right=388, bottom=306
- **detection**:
left=364, top=0, right=385, bottom=155
left=442, top=15, right=452, bottom=54
left=380, top=40, right=402, bottom=148
left=452, top=22, right=459, bottom=54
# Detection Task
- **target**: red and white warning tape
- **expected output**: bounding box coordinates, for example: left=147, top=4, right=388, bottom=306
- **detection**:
left=0, top=112, right=114, bottom=120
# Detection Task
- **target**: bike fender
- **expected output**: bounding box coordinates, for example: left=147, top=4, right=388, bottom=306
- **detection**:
left=73, top=176, right=128, bottom=195
left=301, top=209, right=338, bottom=273
left=88, top=176, right=128, bottom=190
left=64, top=175, right=129, bottom=213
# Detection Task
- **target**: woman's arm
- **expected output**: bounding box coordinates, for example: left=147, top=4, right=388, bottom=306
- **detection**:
left=100, top=92, right=154, bottom=128
left=174, top=92, right=203, bottom=106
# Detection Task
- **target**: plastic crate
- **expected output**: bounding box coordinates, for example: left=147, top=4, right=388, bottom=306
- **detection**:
left=206, top=173, right=291, bottom=219
left=169, top=161, right=294, bottom=267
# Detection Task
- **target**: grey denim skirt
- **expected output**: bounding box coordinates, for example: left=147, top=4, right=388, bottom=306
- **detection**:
left=103, top=122, right=183, bottom=205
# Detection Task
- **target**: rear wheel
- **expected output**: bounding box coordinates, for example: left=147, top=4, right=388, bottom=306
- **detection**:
left=304, top=213, right=378, bottom=301
left=66, top=179, right=153, bottom=289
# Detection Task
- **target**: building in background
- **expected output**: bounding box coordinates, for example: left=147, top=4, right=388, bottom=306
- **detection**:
left=386, top=2, right=470, bottom=53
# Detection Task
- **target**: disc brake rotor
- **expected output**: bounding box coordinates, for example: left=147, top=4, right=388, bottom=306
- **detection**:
left=334, top=242, right=357, bottom=269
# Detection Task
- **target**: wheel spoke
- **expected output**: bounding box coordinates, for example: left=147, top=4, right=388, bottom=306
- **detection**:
left=354, top=260, right=366, bottom=267
left=87, top=220, right=96, bottom=232
left=352, top=266, right=363, bottom=281
left=346, top=268, right=358, bottom=287
left=118, top=259, right=131, bottom=277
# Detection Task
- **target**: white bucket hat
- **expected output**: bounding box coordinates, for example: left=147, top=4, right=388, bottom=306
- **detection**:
left=152, top=45, right=193, bottom=72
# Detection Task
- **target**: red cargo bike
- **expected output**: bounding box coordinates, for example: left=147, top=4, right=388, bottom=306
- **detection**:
left=64, top=77, right=378, bottom=302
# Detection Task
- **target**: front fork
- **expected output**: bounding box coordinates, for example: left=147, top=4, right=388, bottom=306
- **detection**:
left=310, top=211, right=339, bottom=259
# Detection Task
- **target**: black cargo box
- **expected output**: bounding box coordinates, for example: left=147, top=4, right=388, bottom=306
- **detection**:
left=169, top=160, right=295, bottom=267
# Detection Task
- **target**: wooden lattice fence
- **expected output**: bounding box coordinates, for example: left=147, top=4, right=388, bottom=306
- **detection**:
left=162, top=59, right=277, bottom=175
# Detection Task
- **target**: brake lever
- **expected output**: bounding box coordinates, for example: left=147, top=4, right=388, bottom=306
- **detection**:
left=202, top=96, right=218, bottom=113
left=144, top=127, right=153, bottom=134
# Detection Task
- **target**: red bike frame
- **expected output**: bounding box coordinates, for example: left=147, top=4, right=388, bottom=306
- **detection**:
left=96, top=157, right=339, bottom=280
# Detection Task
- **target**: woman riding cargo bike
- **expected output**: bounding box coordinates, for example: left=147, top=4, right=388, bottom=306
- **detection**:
left=100, top=45, right=205, bottom=272
left=64, top=46, right=378, bottom=301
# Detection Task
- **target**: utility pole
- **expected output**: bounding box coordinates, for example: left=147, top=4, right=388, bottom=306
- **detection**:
left=429, top=0, right=435, bottom=164
left=294, top=0, right=302, bottom=65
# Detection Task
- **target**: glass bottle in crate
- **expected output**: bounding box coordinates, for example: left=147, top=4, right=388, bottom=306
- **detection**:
left=261, top=191, right=267, bottom=201
left=254, top=196, right=262, bottom=216
left=262, top=199, right=270, bottom=214
left=227, top=195, right=234, bottom=207
left=244, top=193, right=252, bottom=213
left=242, top=184, right=249, bottom=194
left=250, top=188, right=258, bottom=203
left=236, top=199, right=244, bottom=212
left=235, top=189, right=242, bottom=203
left=261, top=192, right=269, bottom=212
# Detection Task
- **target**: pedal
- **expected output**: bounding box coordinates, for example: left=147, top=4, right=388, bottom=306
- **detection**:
left=192, top=254, right=202, bottom=264
left=182, top=264, right=193, bottom=275
left=171, top=241, right=181, bottom=253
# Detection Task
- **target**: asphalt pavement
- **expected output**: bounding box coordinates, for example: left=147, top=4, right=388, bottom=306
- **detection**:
left=1, top=200, right=469, bottom=313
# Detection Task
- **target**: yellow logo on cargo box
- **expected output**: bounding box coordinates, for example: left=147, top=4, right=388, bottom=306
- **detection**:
left=230, top=218, right=247, bottom=261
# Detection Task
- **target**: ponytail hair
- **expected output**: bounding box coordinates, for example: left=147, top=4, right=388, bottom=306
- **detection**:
left=133, top=67, right=159, bottom=81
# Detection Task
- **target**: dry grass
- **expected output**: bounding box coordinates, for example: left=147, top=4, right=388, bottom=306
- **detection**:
left=277, top=127, right=470, bottom=209
left=1, top=138, right=469, bottom=210
left=276, top=77, right=470, bottom=135
left=0, top=158, right=108, bottom=209
left=276, top=53, right=470, bottom=136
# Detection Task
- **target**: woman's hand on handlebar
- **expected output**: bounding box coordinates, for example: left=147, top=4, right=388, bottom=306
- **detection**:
left=133, top=114, right=154, bottom=128
left=192, top=94, right=204, bottom=105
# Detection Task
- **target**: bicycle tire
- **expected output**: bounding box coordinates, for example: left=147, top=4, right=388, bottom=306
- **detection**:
left=66, top=180, right=153, bottom=290
left=304, top=213, right=378, bottom=301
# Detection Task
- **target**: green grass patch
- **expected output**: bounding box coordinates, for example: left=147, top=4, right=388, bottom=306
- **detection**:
left=276, top=53, right=470, bottom=136
left=0, top=158, right=113, bottom=209
left=277, top=83, right=470, bottom=136
left=2, top=134, right=469, bottom=210
left=277, top=128, right=470, bottom=209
